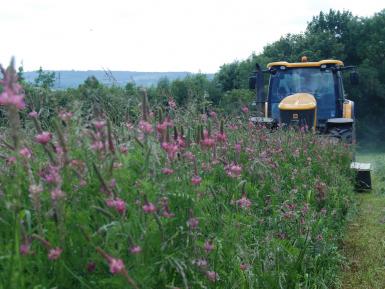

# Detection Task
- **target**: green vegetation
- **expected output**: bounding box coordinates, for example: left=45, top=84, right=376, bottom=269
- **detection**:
left=1, top=7, right=384, bottom=289
left=0, top=61, right=356, bottom=288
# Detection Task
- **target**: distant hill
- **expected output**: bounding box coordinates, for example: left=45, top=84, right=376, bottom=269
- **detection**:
left=23, top=70, right=214, bottom=89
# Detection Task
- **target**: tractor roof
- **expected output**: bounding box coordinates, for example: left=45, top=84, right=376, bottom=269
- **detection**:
left=267, top=59, right=344, bottom=68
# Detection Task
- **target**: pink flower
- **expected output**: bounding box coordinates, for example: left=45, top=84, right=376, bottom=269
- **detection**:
left=209, top=111, right=217, bottom=118
left=48, top=247, right=63, bottom=260
left=139, top=120, right=153, bottom=134
left=241, top=106, right=249, bottom=113
left=215, top=132, right=227, bottom=142
left=228, top=124, right=238, bottom=131
left=162, top=210, right=175, bottom=218
left=28, top=111, right=38, bottom=118
left=87, top=261, right=96, bottom=273
left=105, top=198, right=126, bottom=214
left=0, top=62, right=25, bottom=110
left=168, top=98, right=177, bottom=109
left=187, top=217, right=199, bottom=230
left=109, top=258, right=125, bottom=274
left=184, top=151, right=195, bottom=161
left=206, top=271, right=219, bottom=282
left=19, top=147, right=32, bottom=159
left=142, top=202, right=156, bottom=213
left=91, top=140, right=104, bottom=151
left=204, top=240, right=214, bottom=253
left=59, top=110, right=73, bottom=122
left=234, top=143, right=242, bottom=153
left=35, top=132, right=52, bottom=145
left=161, top=142, right=179, bottom=159
left=93, top=120, right=106, bottom=129
left=29, top=184, right=43, bottom=196
left=161, top=168, right=174, bottom=175
left=236, top=193, right=252, bottom=209
left=201, top=137, right=215, bottom=148
left=20, top=243, right=30, bottom=255
left=191, top=175, right=202, bottom=186
left=119, top=145, right=128, bottom=154
left=40, top=165, right=61, bottom=184
left=156, top=121, right=168, bottom=134
left=6, top=156, right=16, bottom=165
left=130, top=245, right=142, bottom=254
left=240, top=263, right=249, bottom=271
left=225, top=163, right=242, bottom=178
left=51, top=187, right=65, bottom=201
left=176, top=136, right=186, bottom=148
left=114, top=198, right=126, bottom=214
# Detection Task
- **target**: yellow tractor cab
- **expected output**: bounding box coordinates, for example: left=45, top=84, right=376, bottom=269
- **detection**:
left=249, top=57, right=359, bottom=143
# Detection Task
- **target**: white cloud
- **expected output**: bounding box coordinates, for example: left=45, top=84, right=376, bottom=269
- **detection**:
left=0, top=0, right=383, bottom=72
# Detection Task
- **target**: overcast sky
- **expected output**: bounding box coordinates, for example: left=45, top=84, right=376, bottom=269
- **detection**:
left=1, top=0, right=383, bottom=73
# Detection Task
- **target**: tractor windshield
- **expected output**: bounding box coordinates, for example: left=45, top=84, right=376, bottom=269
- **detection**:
left=269, top=68, right=338, bottom=120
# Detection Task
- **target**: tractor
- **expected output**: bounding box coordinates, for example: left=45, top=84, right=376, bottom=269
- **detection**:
left=249, top=57, right=360, bottom=142
left=249, top=57, right=371, bottom=189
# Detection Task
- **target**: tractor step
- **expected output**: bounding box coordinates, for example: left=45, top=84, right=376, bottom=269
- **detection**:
left=350, top=162, right=372, bottom=191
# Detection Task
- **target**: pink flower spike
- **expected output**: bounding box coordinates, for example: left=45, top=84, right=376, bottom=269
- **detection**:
left=225, top=163, right=242, bottom=178
left=241, top=106, right=249, bottom=113
left=191, top=175, right=202, bottom=186
left=114, top=198, right=126, bottom=214
left=168, top=98, right=177, bottom=109
left=187, top=217, right=199, bottom=230
left=58, top=111, right=73, bottom=122
left=120, top=145, right=128, bottom=154
left=204, top=240, right=214, bottom=253
left=50, top=188, right=65, bottom=201
left=240, top=263, right=249, bottom=271
left=236, top=194, right=252, bottom=209
left=234, top=143, right=242, bottom=153
left=93, top=120, right=106, bottom=129
left=19, top=147, right=32, bottom=159
left=35, top=131, right=52, bottom=145
left=0, top=62, right=25, bottom=110
left=161, top=167, right=174, bottom=175
left=206, top=271, right=219, bottom=282
left=6, top=156, right=16, bottom=165
left=142, top=202, right=156, bottom=213
left=48, top=247, right=63, bottom=260
left=109, top=258, right=125, bottom=274
left=130, top=245, right=142, bottom=254
left=156, top=121, right=168, bottom=134
left=139, top=120, right=153, bottom=134
left=209, top=111, right=217, bottom=118
left=20, top=243, right=30, bottom=255
left=215, top=132, right=227, bottom=142
left=28, top=111, right=38, bottom=118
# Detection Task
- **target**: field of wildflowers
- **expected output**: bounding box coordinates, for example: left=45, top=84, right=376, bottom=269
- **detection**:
left=0, top=61, right=355, bottom=288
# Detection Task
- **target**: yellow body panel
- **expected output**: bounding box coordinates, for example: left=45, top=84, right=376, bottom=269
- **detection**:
left=343, top=100, right=353, bottom=118
left=278, top=93, right=317, bottom=111
left=267, top=59, right=344, bottom=68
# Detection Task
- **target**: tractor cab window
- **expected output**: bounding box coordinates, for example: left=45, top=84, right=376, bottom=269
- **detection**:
left=269, top=67, right=337, bottom=120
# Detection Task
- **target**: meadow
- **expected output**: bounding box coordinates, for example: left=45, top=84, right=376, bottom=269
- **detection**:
left=0, top=63, right=356, bottom=289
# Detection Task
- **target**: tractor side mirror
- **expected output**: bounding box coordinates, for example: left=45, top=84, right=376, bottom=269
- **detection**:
left=350, top=70, right=359, bottom=85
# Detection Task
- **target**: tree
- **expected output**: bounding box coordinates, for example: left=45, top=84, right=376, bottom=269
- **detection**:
left=34, top=67, right=56, bottom=89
